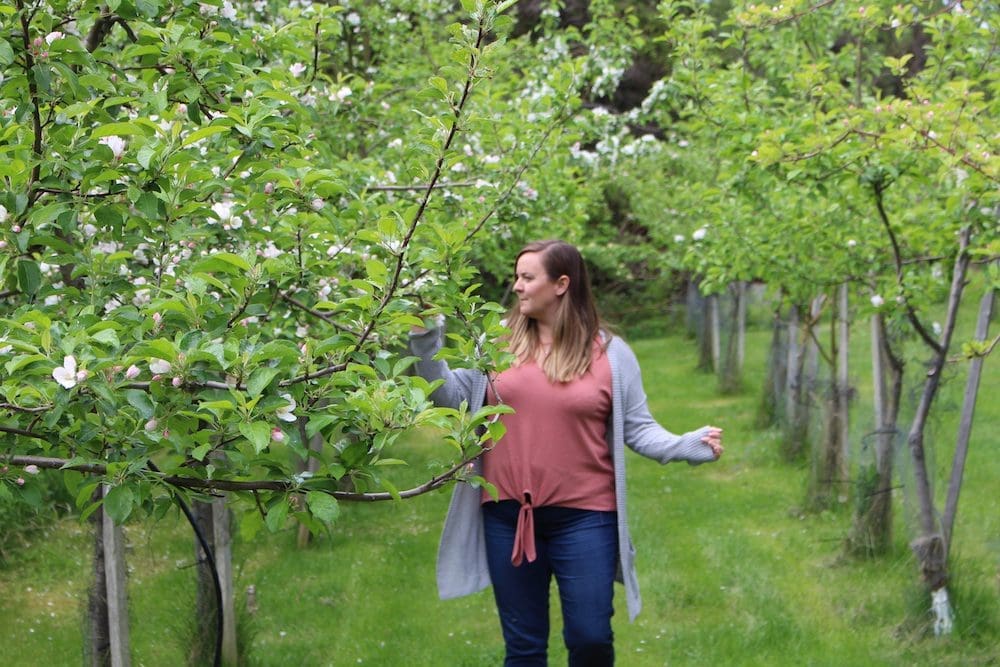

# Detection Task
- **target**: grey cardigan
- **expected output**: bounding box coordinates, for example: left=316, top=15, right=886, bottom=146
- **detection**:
left=410, top=326, right=716, bottom=621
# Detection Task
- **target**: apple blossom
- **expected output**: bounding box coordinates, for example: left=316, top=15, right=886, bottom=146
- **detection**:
left=24, top=465, right=40, bottom=475
left=99, top=135, right=127, bottom=160
left=52, top=356, right=79, bottom=389
left=271, top=428, right=285, bottom=443
left=870, top=295, right=885, bottom=308
left=276, top=394, right=297, bottom=422
left=692, top=227, right=708, bottom=241
left=289, top=62, right=307, bottom=77
left=144, top=419, right=158, bottom=431
left=149, top=358, right=172, bottom=375
left=125, top=365, right=141, bottom=379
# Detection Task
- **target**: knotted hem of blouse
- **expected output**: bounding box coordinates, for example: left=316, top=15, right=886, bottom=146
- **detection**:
left=510, top=492, right=536, bottom=567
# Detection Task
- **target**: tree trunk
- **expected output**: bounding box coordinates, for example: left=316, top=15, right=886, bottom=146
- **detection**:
left=941, top=278, right=995, bottom=552
left=847, top=313, right=903, bottom=556
left=783, top=304, right=807, bottom=460
left=709, top=293, right=721, bottom=372
left=190, top=499, right=236, bottom=666
left=87, top=487, right=131, bottom=667
left=297, top=415, right=324, bottom=549
left=757, top=302, right=788, bottom=428
left=213, top=500, right=238, bottom=666
left=907, top=227, right=971, bottom=634
left=87, top=499, right=110, bottom=667
left=719, top=281, right=746, bottom=394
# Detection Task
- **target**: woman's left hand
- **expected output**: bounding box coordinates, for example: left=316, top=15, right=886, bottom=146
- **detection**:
left=701, top=426, right=724, bottom=459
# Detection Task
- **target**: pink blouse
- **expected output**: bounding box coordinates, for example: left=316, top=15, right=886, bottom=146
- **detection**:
left=483, top=341, right=615, bottom=565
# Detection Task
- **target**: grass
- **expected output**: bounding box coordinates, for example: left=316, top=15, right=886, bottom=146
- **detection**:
left=2, top=293, right=998, bottom=665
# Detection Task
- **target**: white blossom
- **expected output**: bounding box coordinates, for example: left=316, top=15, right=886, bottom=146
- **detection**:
left=149, top=358, right=172, bottom=375
left=692, top=227, right=708, bottom=241
left=289, top=62, right=307, bottom=78
left=330, top=86, right=352, bottom=102
left=45, top=32, right=64, bottom=44
left=870, top=294, right=884, bottom=308
left=99, top=135, right=127, bottom=160
left=276, top=394, right=297, bottom=422
left=52, top=355, right=79, bottom=389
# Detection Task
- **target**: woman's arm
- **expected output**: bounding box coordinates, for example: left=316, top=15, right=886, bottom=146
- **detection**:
left=613, top=339, right=723, bottom=464
left=409, top=325, right=484, bottom=410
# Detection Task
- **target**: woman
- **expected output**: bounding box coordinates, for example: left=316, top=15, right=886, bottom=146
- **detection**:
left=410, top=240, right=723, bottom=666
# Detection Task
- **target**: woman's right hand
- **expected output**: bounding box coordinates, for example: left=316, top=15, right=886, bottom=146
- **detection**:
left=701, top=426, right=724, bottom=459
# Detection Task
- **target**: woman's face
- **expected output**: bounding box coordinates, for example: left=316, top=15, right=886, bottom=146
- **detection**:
left=513, top=251, right=567, bottom=325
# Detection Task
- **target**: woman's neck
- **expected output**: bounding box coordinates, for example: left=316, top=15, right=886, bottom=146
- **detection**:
left=535, top=322, right=554, bottom=347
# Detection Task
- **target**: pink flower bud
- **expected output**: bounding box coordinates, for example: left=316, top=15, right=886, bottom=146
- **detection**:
left=271, top=427, right=285, bottom=443
left=24, top=465, right=40, bottom=475
left=264, top=182, right=274, bottom=194
left=76, top=370, right=89, bottom=382
left=152, top=312, right=162, bottom=325
left=172, top=376, right=183, bottom=387
left=16, top=477, right=25, bottom=486
left=162, top=429, right=170, bottom=438
left=12, top=225, right=21, bottom=233
left=145, top=419, right=158, bottom=431
left=125, top=364, right=141, bottom=379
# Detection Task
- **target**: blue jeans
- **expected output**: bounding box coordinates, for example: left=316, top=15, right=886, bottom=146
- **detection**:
left=482, top=500, right=618, bottom=666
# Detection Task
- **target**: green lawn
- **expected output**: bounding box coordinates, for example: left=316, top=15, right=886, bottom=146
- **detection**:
left=2, top=304, right=998, bottom=666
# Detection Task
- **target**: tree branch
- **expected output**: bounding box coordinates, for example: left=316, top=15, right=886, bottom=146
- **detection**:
left=871, top=180, right=944, bottom=354
left=2, top=451, right=479, bottom=502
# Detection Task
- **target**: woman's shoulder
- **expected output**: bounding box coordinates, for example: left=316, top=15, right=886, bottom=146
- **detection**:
left=600, top=331, right=638, bottom=364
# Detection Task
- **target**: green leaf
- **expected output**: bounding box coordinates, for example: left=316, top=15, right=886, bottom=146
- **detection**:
left=239, top=421, right=272, bottom=453
left=16, top=260, right=41, bottom=296
left=0, top=39, right=14, bottom=67
left=91, top=328, right=121, bottom=347
left=191, top=252, right=252, bottom=273
left=125, top=389, right=155, bottom=419
left=239, top=509, right=264, bottom=541
left=199, top=399, right=236, bottom=413
left=306, top=491, right=340, bottom=524
left=91, top=122, right=150, bottom=138
left=129, top=339, right=178, bottom=362
left=103, top=485, right=135, bottom=524
left=181, top=125, right=231, bottom=147
left=247, top=366, right=280, bottom=397
left=265, top=497, right=289, bottom=532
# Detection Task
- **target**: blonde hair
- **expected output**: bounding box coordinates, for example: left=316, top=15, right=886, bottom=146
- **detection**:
left=504, top=240, right=605, bottom=382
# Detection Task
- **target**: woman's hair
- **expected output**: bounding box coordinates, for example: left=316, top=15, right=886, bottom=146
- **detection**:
left=504, top=240, right=605, bottom=382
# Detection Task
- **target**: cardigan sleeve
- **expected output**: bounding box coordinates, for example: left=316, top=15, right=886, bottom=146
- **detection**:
left=408, top=326, right=484, bottom=411
left=613, top=338, right=717, bottom=465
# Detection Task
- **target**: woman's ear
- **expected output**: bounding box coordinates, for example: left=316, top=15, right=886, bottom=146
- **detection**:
left=555, top=275, right=570, bottom=296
